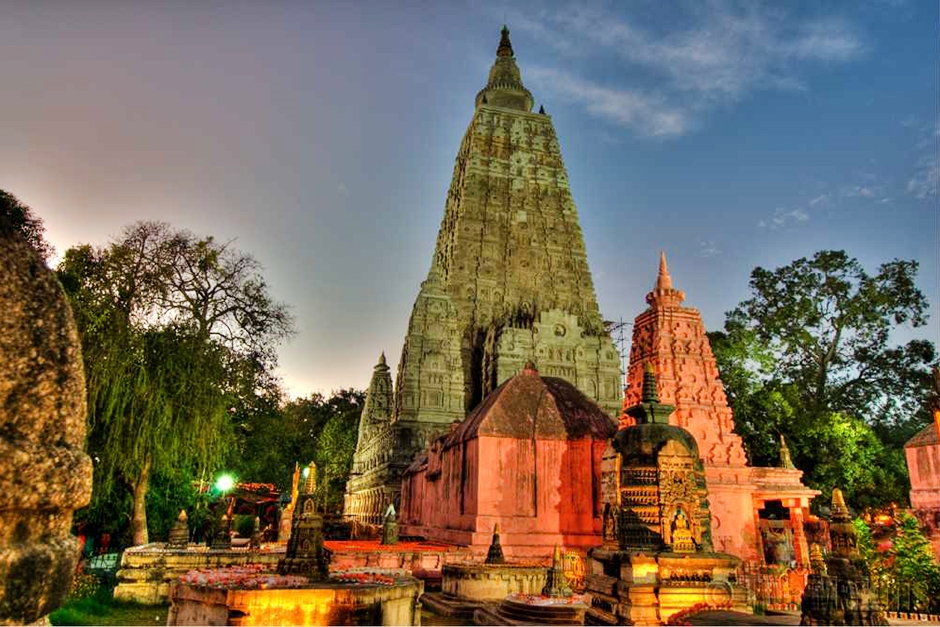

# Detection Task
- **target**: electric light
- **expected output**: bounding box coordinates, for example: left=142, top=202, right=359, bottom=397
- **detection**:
left=215, top=474, right=235, bottom=493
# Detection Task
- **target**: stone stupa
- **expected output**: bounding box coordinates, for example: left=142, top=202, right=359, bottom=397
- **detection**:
left=585, top=365, right=748, bottom=625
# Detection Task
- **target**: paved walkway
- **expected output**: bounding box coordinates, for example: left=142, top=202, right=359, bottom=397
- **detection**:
left=687, top=610, right=800, bottom=625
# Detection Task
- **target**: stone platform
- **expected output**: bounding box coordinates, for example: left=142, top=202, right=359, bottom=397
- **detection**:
left=113, top=543, right=284, bottom=604
left=474, top=593, right=589, bottom=625
left=420, top=562, right=548, bottom=619
left=167, top=566, right=423, bottom=626
left=323, top=539, right=467, bottom=590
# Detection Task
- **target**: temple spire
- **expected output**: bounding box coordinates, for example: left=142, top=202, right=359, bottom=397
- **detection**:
left=646, top=251, right=685, bottom=308
left=497, top=24, right=514, bottom=57
left=475, top=25, right=534, bottom=112
left=656, top=251, right=673, bottom=291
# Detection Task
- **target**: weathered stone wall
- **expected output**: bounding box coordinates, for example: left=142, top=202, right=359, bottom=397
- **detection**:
left=0, top=229, right=93, bottom=623
left=113, top=545, right=284, bottom=605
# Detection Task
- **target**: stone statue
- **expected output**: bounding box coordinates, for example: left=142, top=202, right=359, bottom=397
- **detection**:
left=602, top=502, right=618, bottom=547
left=671, top=509, right=695, bottom=553
left=0, top=223, right=93, bottom=623
left=381, top=503, right=399, bottom=545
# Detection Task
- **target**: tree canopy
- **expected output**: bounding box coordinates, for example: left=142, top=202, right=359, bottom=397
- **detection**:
left=711, top=250, right=937, bottom=509
left=59, top=221, right=294, bottom=544
left=0, top=189, right=54, bottom=261
left=230, top=389, right=363, bottom=514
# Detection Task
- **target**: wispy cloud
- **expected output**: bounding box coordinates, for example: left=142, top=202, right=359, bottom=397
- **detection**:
left=808, top=194, right=829, bottom=207
left=699, top=239, right=722, bottom=257
left=760, top=206, right=810, bottom=230
left=906, top=123, right=938, bottom=200
left=527, top=67, right=690, bottom=137
left=842, top=185, right=877, bottom=198
left=504, top=2, right=865, bottom=136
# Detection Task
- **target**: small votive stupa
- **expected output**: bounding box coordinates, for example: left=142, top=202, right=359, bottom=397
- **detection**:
left=278, top=462, right=328, bottom=578
left=799, top=489, right=886, bottom=626
left=585, top=365, right=748, bottom=625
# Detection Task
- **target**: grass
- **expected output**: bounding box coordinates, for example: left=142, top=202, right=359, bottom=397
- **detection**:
left=49, top=588, right=168, bottom=626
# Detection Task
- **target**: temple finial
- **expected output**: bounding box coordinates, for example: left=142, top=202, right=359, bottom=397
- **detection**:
left=656, top=251, right=673, bottom=291
left=497, top=24, right=514, bottom=57
left=378, top=351, right=387, bottom=366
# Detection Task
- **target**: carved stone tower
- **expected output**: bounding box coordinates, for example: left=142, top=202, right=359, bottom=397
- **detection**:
left=345, top=26, right=622, bottom=525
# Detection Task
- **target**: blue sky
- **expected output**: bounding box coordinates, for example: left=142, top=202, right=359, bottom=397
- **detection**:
left=1, top=0, right=936, bottom=397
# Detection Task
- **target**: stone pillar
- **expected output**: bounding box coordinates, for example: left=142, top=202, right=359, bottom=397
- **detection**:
left=788, top=502, right=810, bottom=569
left=0, top=228, right=93, bottom=623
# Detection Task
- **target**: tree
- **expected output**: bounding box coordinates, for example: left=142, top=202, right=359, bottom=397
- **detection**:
left=0, top=189, right=54, bottom=261
left=734, top=251, right=933, bottom=423
left=712, top=251, right=937, bottom=508
left=230, top=389, right=363, bottom=514
left=888, top=513, right=940, bottom=612
left=59, top=222, right=293, bottom=544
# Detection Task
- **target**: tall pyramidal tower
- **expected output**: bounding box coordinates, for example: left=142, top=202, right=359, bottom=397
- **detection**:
left=345, top=27, right=622, bottom=524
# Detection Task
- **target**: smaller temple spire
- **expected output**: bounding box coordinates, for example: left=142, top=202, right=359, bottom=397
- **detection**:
left=646, top=251, right=685, bottom=308
left=485, top=523, right=506, bottom=564
left=779, top=434, right=796, bottom=469
left=831, top=487, right=850, bottom=522
left=302, top=461, right=317, bottom=495
left=541, top=545, right=573, bottom=597
left=625, top=363, right=674, bottom=425
left=656, top=251, right=673, bottom=291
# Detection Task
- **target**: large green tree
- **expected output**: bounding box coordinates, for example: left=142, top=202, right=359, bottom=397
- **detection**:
left=59, top=222, right=293, bottom=544
left=711, top=250, right=936, bottom=508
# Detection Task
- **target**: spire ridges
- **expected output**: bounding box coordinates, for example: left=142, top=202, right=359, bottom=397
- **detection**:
left=646, top=251, right=685, bottom=308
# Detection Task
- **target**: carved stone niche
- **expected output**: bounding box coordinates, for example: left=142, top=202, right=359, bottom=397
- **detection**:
left=0, top=229, right=93, bottom=623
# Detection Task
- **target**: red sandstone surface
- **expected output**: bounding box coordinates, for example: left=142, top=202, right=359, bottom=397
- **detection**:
left=620, top=253, right=817, bottom=566
left=400, top=366, right=615, bottom=558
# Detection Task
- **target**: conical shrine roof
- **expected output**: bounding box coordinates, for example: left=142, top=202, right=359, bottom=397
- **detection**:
left=444, top=362, right=616, bottom=446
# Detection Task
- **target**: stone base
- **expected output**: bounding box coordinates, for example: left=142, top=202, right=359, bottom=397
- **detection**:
left=584, top=549, right=750, bottom=625
left=442, top=563, right=547, bottom=602
left=324, top=539, right=467, bottom=591
left=474, top=594, right=588, bottom=626
left=420, top=591, right=488, bottom=619
left=113, top=543, right=284, bottom=605
left=167, top=573, right=423, bottom=626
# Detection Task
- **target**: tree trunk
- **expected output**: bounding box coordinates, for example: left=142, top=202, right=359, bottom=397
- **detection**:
left=131, top=457, right=151, bottom=546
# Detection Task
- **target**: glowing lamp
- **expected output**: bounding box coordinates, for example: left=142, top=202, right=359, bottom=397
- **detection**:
left=215, top=474, right=235, bottom=493
left=302, top=466, right=310, bottom=479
